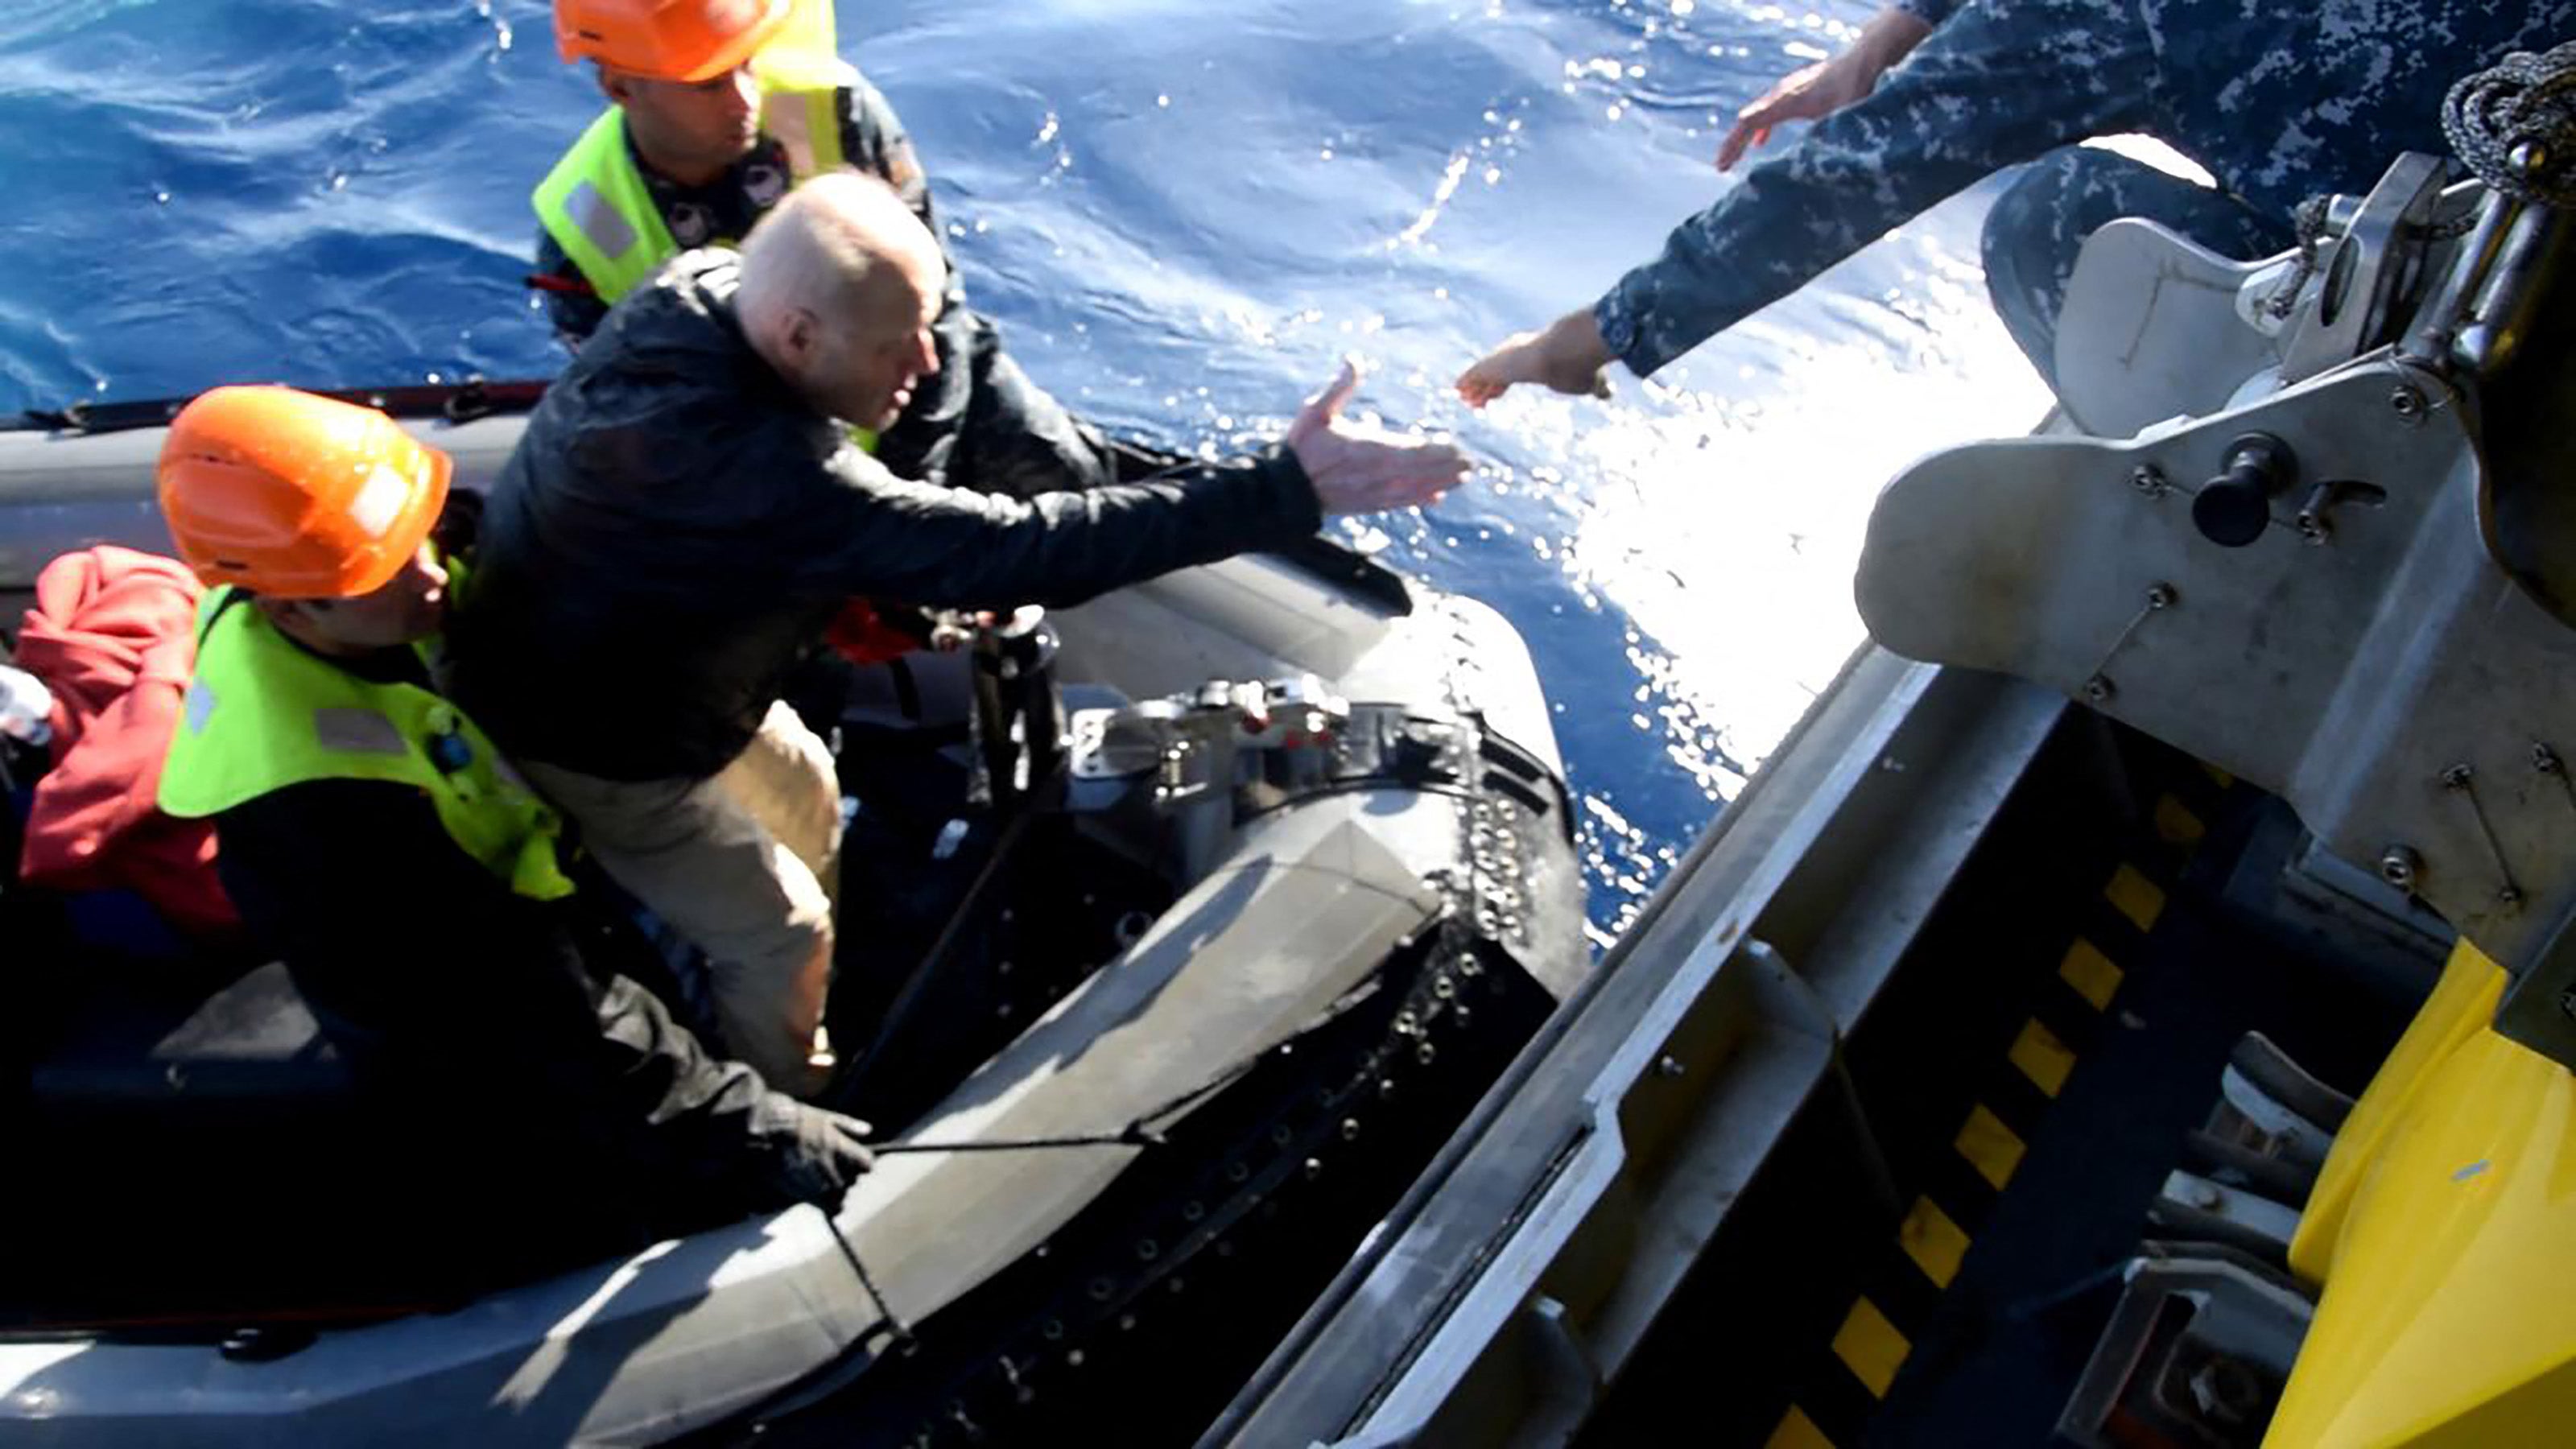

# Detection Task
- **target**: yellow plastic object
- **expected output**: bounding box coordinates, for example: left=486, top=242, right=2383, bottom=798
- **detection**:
left=2287, top=943, right=2512, bottom=1285
left=2266, top=940, right=2576, bottom=1446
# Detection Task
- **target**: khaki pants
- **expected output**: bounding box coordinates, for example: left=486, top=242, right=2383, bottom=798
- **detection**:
left=521, top=701, right=841, bottom=1096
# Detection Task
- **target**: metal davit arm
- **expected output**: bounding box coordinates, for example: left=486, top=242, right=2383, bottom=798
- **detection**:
left=1855, top=149, right=2576, bottom=1067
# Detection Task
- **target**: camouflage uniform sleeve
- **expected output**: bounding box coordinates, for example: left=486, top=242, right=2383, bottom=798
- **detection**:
left=1593, top=0, right=2155, bottom=378
left=531, top=225, right=611, bottom=351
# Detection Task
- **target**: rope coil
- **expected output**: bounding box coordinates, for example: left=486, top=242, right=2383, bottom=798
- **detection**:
left=2444, top=39, right=2576, bottom=208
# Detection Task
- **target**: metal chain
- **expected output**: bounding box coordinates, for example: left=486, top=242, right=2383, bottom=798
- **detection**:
left=2443, top=39, right=2576, bottom=208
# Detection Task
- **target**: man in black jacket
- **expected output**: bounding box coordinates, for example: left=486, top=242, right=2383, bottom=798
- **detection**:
left=450, top=171, right=1468, bottom=1100
left=535, top=0, right=1106, bottom=500
left=154, top=384, right=877, bottom=1276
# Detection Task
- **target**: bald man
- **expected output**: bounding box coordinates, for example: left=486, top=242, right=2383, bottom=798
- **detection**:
left=449, top=172, right=1467, bottom=1095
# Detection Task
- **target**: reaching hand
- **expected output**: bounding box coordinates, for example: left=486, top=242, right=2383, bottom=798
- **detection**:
left=1455, top=308, right=1613, bottom=409
left=1717, top=55, right=1871, bottom=171
left=1715, top=9, right=1934, bottom=171
left=1286, top=360, right=1472, bottom=515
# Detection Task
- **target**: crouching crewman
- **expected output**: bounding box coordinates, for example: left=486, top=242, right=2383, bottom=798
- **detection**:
left=154, top=385, right=874, bottom=1278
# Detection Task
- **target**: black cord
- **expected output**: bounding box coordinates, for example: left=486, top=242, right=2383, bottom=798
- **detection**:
left=869, top=1055, right=1254, bottom=1157
left=857, top=965, right=1390, bottom=1159
left=815, top=1201, right=914, bottom=1346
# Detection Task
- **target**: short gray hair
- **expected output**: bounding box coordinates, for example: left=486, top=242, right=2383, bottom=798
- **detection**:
left=736, top=171, right=940, bottom=350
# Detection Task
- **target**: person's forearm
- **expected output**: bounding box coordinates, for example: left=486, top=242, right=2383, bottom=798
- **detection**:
left=531, top=230, right=609, bottom=347
left=1592, top=157, right=1970, bottom=378
left=827, top=446, right=1323, bottom=610
left=1595, top=6, right=2055, bottom=378
left=1886, top=0, right=1957, bottom=35
left=1859, top=6, right=1938, bottom=71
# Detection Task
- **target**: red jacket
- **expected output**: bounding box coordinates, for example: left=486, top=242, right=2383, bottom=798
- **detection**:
left=15, top=546, right=239, bottom=939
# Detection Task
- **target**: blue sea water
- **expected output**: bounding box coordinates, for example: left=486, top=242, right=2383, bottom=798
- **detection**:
left=0, top=0, right=2047, bottom=936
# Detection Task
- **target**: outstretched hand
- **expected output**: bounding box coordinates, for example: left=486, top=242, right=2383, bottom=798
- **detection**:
left=1286, top=360, right=1472, bottom=515
left=1717, top=55, right=1870, bottom=171
left=1455, top=308, right=1613, bottom=409
left=1716, top=10, right=1934, bottom=171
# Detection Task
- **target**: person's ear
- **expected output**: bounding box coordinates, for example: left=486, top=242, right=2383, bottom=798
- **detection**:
left=597, top=64, right=632, bottom=106
left=780, top=307, right=822, bottom=371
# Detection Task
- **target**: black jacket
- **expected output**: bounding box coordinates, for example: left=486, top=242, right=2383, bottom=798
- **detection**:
left=450, top=252, right=1323, bottom=782
left=213, top=770, right=861, bottom=1269
left=532, top=72, right=1113, bottom=499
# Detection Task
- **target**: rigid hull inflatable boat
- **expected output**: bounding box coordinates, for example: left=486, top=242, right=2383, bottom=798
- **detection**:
left=0, top=396, right=1589, bottom=1447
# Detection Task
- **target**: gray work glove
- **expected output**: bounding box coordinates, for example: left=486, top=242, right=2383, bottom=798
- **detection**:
left=756, top=1096, right=877, bottom=1207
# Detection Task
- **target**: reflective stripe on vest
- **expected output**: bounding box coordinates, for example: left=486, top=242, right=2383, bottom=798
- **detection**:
left=530, top=60, right=856, bottom=309
left=532, top=109, right=678, bottom=309
left=159, top=591, right=576, bottom=902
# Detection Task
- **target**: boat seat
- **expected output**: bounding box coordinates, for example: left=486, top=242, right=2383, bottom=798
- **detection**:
left=27, top=958, right=351, bottom=1109
left=5, top=960, right=404, bottom=1324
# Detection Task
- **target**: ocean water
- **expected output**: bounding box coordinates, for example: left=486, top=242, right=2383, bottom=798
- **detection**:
left=0, top=0, right=2049, bottom=936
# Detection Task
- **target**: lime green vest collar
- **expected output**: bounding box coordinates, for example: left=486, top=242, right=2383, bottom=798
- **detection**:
left=532, top=56, right=855, bottom=309
left=160, top=591, right=576, bottom=902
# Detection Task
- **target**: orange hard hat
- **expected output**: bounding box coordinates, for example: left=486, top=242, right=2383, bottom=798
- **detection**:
left=554, top=0, right=791, bottom=82
left=158, top=386, right=452, bottom=600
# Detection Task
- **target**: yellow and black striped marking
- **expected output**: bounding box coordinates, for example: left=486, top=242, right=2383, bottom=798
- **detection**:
left=1760, top=783, right=2215, bottom=1448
